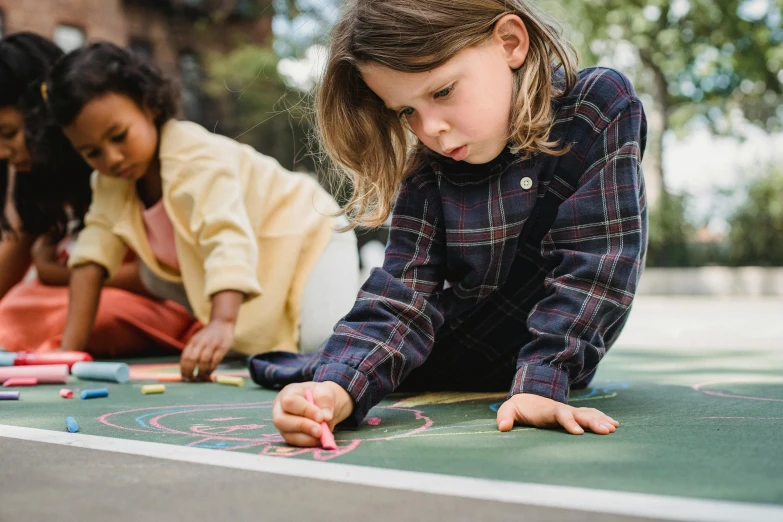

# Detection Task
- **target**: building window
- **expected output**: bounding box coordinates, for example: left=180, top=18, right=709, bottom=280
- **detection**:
left=53, top=25, right=85, bottom=53
left=129, top=37, right=154, bottom=61
left=179, top=52, right=203, bottom=123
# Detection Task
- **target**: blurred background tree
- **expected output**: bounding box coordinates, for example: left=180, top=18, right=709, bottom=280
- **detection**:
left=201, top=0, right=338, bottom=174
left=198, top=0, right=782, bottom=265
left=726, top=167, right=783, bottom=265
left=555, top=0, right=783, bottom=266
left=557, top=0, right=783, bottom=201
left=203, top=44, right=315, bottom=173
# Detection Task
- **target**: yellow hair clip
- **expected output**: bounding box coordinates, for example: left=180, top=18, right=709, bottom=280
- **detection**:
left=40, top=82, right=48, bottom=101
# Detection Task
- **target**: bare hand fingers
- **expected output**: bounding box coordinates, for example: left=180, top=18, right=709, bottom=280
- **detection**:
left=208, top=347, right=225, bottom=376
left=273, top=399, right=322, bottom=436
left=280, top=388, right=323, bottom=422
left=554, top=407, right=584, bottom=435
left=311, top=385, right=337, bottom=423
left=180, top=341, right=203, bottom=381
left=495, top=400, right=518, bottom=432
left=572, top=408, right=618, bottom=435
left=197, top=343, right=217, bottom=381
left=280, top=431, right=321, bottom=447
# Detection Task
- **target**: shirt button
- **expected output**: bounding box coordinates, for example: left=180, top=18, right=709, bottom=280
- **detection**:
left=520, top=177, right=533, bottom=190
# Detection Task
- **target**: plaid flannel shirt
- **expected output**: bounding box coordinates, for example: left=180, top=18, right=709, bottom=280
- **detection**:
left=250, top=67, right=648, bottom=427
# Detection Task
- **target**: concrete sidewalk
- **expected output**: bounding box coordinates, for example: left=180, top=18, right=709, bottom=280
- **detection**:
left=617, top=296, right=783, bottom=350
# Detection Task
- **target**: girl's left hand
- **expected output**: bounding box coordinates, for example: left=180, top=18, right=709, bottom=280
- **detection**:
left=496, top=393, right=619, bottom=435
left=180, top=319, right=234, bottom=381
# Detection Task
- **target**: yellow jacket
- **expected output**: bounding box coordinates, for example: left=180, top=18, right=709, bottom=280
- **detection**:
left=69, top=119, right=339, bottom=355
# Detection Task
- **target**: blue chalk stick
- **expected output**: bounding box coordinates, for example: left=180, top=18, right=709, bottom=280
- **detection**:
left=80, top=388, right=109, bottom=400
left=71, top=362, right=129, bottom=384
left=0, top=352, right=18, bottom=366
left=0, top=391, right=20, bottom=400
left=65, top=416, right=79, bottom=433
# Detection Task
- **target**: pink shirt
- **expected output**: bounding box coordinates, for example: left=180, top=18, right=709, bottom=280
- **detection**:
left=141, top=200, right=180, bottom=271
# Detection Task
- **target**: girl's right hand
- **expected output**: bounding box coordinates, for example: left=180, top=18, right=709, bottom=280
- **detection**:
left=272, top=381, right=354, bottom=447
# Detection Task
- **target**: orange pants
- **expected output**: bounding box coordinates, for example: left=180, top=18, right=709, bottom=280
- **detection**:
left=0, top=280, right=199, bottom=358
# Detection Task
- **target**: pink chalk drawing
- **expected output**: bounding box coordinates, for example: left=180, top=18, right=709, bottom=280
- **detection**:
left=97, top=389, right=621, bottom=459
left=98, top=399, right=436, bottom=461
left=693, top=378, right=783, bottom=422
left=692, top=378, right=783, bottom=402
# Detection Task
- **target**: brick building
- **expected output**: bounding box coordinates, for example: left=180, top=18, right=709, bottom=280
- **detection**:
left=0, top=0, right=273, bottom=123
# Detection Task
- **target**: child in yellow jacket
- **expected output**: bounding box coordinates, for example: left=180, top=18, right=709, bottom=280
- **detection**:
left=44, top=42, right=358, bottom=380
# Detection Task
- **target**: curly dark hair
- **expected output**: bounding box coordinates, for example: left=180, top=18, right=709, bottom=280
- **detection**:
left=0, top=32, right=92, bottom=236
left=47, top=41, right=179, bottom=129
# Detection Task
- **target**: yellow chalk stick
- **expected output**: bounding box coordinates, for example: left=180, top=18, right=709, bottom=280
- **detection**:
left=214, top=375, right=244, bottom=387
left=141, top=384, right=166, bottom=395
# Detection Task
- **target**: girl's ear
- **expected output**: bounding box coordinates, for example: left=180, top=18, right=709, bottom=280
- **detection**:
left=492, top=14, right=530, bottom=70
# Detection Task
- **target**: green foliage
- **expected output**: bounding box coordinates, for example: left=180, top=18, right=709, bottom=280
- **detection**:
left=558, top=0, right=783, bottom=133
left=646, top=191, right=695, bottom=267
left=727, top=168, right=783, bottom=265
left=271, top=0, right=335, bottom=58
left=203, top=44, right=316, bottom=173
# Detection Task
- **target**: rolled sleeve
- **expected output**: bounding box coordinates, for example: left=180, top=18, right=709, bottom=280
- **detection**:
left=68, top=223, right=127, bottom=276
left=166, top=160, right=262, bottom=301
left=67, top=172, right=128, bottom=276
left=508, top=363, right=570, bottom=404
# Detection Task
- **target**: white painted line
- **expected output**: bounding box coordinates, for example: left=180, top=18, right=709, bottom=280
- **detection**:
left=1, top=424, right=780, bottom=522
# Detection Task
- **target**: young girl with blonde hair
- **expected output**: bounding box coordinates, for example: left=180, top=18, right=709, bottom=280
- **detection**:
left=254, top=0, right=647, bottom=445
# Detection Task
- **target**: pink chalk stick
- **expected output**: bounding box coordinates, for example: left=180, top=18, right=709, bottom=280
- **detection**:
left=156, top=374, right=182, bottom=383
left=13, top=351, right=92, bottom=369
left=303, top=388, right=338, bottom=450
left=0, top=364, right=69, bottom=384
left=2, top=377, right=38, bottom=387
left=59, top=388, right=74, bottom=399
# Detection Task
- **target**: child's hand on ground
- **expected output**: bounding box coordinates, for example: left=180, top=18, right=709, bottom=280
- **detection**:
left=496, top=393, right=619, bottom=435
left=180, top=319, right=234, bottom=381
left=272, top=381, right=354, bottom=447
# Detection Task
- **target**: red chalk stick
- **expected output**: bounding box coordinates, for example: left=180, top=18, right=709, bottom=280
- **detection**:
left=59, top=388, right=74, bottom=399
left=13, top=351, right=93, bottom=369
left=2, top=377, right=38, bottom=387
left=303, top=388, right=337, bottom=450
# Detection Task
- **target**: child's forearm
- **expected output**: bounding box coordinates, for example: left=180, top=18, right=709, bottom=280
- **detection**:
left=105, top=261, right=155, bottom=298
left=0, top=234, right=34, bottom=299
left=60, top=263, right=106, bottom=351
left=209, top=289, right=245, bottom=324
left=34, top=260, right=70, bottom=286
